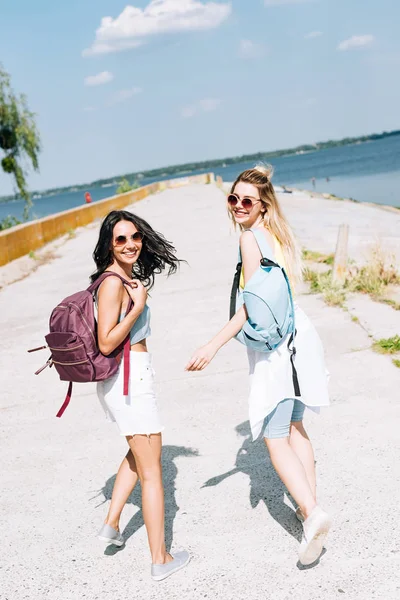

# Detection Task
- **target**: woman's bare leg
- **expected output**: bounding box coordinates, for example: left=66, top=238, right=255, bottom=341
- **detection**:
left=289, top=421, right=317, bottom=501
left=264, top=437, right=317, bottom=519
left=105, top=449, right=139, bottom=531
left=127, top=433, right=171, bottom=565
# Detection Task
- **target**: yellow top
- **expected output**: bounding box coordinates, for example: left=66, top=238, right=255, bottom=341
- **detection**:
left=239, top=234, right=292, bottom=290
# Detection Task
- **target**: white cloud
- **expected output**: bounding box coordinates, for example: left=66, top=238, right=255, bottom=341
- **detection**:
left=239, top=39, right=265, bottom=58
left=108, top=87, right=143, bottom=105
left=181, top=97, right=221, bottom=118
left=83, top=0, right=232, bottom=56
left=199, top=97, right=221, bottom=111
left=337, top=34, right=375, bottom=51
left=181, top=105, right=197, bottom=118
left=83, top=106, right=96, bottom=112
left=265, top=0, right=314, bottom=5
left=304, top=31, right=322, bottom=39
left=84, top=71, right=114, bottom=86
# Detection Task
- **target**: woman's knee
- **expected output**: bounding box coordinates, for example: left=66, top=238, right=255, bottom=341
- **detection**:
left=128, top=434, right=162, bottom=482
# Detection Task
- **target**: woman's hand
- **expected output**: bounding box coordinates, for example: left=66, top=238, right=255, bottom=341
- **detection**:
left=124, top=279, right=147, bottom=310
left=185, top=343, right=218, bottom=371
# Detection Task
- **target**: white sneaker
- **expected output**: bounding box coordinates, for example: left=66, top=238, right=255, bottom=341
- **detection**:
left=151, top=550, right=190, bottom=581
left=298, top=506, right=331, bottom=566
left=97, top=523, right=125, bottom=547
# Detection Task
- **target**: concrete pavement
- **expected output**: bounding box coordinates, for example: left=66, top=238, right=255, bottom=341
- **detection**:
left=1, top=184, right=399, bottom=600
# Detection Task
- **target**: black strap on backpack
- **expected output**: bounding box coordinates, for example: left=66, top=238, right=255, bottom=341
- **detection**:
left=229, top=262, right=243, bottom=320
left=287, top=331, right=301, bottom=397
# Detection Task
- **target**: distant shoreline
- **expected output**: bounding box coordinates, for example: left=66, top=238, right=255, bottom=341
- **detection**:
left=1, top=128, right=399, bottom=204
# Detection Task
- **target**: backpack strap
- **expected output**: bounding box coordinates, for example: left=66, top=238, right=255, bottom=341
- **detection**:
left=229, top=262, right=242, bottom=320
left=231, top=229, right=278, bottom=320
left=88, top=272, right=134, bottom=396
left=56, top=382, right=73, bottom=418
left=248, top=228, right=275, bottom=260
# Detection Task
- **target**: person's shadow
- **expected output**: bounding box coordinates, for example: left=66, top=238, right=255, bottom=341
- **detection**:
left=94, top=444, right=198, bottom=556
left=203, top=421, right=303, bottom=543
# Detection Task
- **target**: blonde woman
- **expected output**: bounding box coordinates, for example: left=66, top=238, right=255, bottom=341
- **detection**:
left=186, top=166, right=331, bottom=566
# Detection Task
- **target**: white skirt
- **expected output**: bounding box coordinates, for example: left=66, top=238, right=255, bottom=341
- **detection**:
left=247, top=305, right=330, bottom=440
left=97, top=352, right=164, bottom=436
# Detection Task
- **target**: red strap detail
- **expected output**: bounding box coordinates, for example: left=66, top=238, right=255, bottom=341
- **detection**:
left=56, top=382, right=73, bottom=418
left=123, top=337, right=130, bottom=396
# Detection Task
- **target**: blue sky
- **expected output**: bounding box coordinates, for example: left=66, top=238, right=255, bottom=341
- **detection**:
left=1, top=0, right=399, bottom=194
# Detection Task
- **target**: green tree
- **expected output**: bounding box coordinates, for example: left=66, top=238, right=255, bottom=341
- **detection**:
left=0, top=64, right=41, bottom=219
left=116, top=178, right=138, bottom=194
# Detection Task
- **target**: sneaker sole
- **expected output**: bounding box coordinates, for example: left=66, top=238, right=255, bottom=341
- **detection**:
left=299, top=517, right=331, bottom=566
left=151, top=555, right=191, bottom=581
left=98, top=535, right=124, bottom=547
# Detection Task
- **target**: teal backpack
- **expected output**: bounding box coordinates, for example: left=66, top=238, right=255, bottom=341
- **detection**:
left=230, top=228, right=300, bottom=395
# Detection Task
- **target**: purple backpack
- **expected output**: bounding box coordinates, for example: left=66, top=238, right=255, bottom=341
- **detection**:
left=29, top=272, right=133, bottom=417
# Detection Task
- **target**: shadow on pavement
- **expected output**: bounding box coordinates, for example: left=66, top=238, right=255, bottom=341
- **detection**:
left=96, top=444, right=198, bottom=556
left=203, top=420, right=303, bottom=543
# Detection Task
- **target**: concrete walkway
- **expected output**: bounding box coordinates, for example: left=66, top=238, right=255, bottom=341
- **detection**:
left=1, top=184, right=399, bottom=600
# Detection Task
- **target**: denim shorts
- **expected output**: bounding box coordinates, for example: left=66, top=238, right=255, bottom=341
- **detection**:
left=263, top=398, right=306, bottom=439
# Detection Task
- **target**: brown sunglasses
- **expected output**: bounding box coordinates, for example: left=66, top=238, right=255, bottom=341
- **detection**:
left=227, top=193, right=261, bottom=210
left=114, top=232, right=144, bottom=246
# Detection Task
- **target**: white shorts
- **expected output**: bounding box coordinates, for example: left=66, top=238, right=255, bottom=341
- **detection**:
left=97, top=352, right=164, bottom=436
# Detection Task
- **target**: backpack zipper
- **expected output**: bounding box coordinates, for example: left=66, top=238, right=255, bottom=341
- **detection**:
left=57, top=303, right=96, bottom=345
left=52, top=359, right=89, bottom=366
left=49, top=343, right=84, bottom=352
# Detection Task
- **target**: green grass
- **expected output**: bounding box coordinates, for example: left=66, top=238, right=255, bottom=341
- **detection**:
left=303, top=244, right=400, bottom=312
left=392, top=359, right=400, bottom=368
left=379, top=298, right=400, bottom=311
left=351, top=315, right=359, bottom=323
left=303, top=268, right=346, bottom=307
left=348, top=246, right=399, bottom=297
left=372, top=335, right=400, bottom=355
left=302, top=249, right=334, bottom=265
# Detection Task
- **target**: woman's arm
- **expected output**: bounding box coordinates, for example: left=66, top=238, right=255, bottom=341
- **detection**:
left=185, top=231, right=263, bottom=371
left=97, top=276, right=147, bottom=355
left=185, top=305, right=247, bottom=371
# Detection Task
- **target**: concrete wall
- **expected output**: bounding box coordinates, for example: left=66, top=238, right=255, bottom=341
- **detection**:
left=0, top=173, right=214, bottom=267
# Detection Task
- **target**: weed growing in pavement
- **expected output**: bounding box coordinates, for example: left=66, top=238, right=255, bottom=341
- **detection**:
left=372, top=335, right=400, bottom=355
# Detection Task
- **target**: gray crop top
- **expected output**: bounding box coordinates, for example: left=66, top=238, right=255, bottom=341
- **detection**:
left=119, top=304, right=151, bottom=344
left=94, top=291, right=151, bottom=344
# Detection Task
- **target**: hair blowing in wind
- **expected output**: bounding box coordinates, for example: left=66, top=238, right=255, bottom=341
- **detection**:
left=230, top=164, right=303, bottom=285
left=91, top=210, right=183, bottom=289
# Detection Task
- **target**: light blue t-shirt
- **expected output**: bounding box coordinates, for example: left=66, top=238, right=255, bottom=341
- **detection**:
left=120, top=304, right=151, bottom=344
left=94, top=289, right=151, bottom=344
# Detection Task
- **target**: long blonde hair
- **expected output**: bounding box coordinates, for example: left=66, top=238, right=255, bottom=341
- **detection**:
left=230, top=164, right=303, bottom=284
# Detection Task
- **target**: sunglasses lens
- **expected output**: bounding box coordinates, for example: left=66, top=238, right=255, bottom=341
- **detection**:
left=242, top=199, right=253, bottom=209
left=132, top=232, right=144, bottom=241
left=115, top=235, right=127, bottom=246
left=227, top=195, right=238, bottom=206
